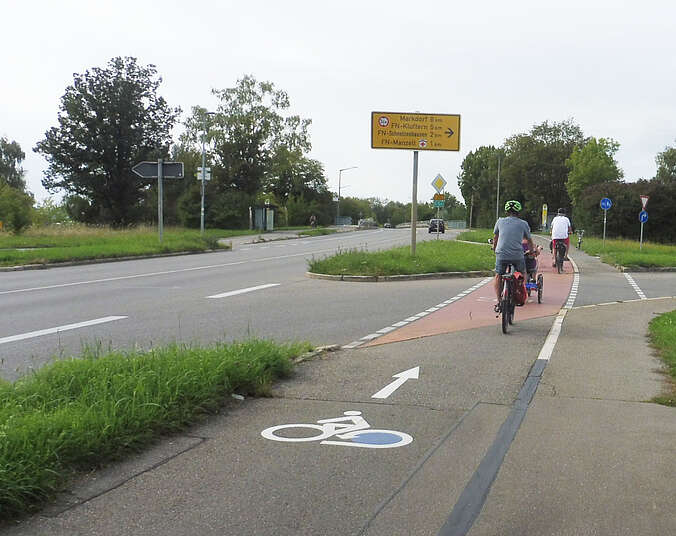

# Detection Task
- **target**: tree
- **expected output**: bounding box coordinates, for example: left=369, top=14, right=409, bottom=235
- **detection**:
left=34, top=56, right=180, bottom=226
left=654, top=143, right=676, bottom=184
left=0, top=183, right=33, bottom=233
left=0, top=137, right=26, bottom=191
left=566, top=137, right=623, bottom=206
left=458, top=146, right=502, bottom=228
left=501, top=119, right=586, bottom=227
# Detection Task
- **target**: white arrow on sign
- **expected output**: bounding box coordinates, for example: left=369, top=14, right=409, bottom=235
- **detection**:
left=371, top=366, right=420, bottom=399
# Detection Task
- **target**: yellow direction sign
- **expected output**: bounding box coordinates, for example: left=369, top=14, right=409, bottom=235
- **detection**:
left=371, top=112, right=461, bottom=151
left=433, top=193, right=445, bottom=201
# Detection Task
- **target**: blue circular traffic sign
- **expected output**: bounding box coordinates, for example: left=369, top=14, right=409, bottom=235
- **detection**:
left=600, top=197, right=612, bottom=210
left=639, top=210, right=648, bottom=223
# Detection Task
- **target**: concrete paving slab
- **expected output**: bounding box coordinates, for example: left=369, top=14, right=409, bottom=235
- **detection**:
left=467, top=396, right=676, bottom=536
left=542, top=299, right=676, bottom=401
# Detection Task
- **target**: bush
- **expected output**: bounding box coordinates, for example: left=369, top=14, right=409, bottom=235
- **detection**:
left=0, top=183, right=33, bottom=233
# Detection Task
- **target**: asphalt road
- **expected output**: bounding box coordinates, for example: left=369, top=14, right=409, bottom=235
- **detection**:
left=0, top=228, right=463, bottom=381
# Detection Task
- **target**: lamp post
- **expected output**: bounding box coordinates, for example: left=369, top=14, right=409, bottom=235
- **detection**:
left=337, top=166, right=357, bottom=224
left=200, top=111, right=217, bottom=235
left=495, top=153, right=502, bottom=222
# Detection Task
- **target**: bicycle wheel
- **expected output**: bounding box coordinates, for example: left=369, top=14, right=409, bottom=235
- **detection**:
left=261, top=423, right=332, bottom=442
left=501, top=279, right=510, bottom=334
left=556, top=244, right=565, bottom=274
left=537, top=274, right=543, bottom=304
left=508, top=293, right=515, bottom=325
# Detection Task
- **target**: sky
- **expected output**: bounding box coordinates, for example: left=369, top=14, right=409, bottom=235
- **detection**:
left=1, top=0, right=675, bottom=207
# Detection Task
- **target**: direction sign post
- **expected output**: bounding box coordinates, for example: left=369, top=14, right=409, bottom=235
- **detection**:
left=132, top=160, right=184, bottom=243
left=639, top=210, right=648, bottom=250
left=372, top=112, right=461, bottom=255
left=600, top=197, right=612, bottom=248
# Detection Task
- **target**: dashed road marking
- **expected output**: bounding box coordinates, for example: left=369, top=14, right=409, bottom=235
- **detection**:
left=623, top=273, right=647, bottom=299
left=0, top=316, right=127, bottom=345
left=342, top=278, right=492, bottom=349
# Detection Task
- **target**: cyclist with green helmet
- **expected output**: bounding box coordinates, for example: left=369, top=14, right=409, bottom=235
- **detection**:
left=492, top=200, right=535, bottom=308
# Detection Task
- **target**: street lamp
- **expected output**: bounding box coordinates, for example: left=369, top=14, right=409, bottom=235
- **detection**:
left=200, top=111, right=217, bottom=235
left=337, top=166, right=357, bottom=225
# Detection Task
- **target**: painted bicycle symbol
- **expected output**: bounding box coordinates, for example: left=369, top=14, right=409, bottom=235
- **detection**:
left=261, top=411, right=413, bottom=449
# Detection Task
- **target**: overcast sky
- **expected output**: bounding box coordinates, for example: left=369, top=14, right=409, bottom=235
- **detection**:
left=2, top=0, right=675, bottom=207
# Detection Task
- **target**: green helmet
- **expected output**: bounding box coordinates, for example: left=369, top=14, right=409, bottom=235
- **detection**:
left=504, top=200, right=522, bottom=212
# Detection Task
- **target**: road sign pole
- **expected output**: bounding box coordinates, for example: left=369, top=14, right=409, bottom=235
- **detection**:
left=200, top=130, right=206, bottom=235
left=157, top=158, right=164, bottom=244
left=411, top=151, right=418, bottom=256
left=602, top=210, right=607, bottom=249
left=640, top=221, right=644, bottom=250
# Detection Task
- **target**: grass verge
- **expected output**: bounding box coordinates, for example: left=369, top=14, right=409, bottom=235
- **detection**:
left=0, top=339, right=311, bottom=518
left=301, top=228, right=338, bottom=237
left=648, top=310, right=676, bottom=406
left=308, top=239, right=494, bottom=276
left=456, top=229, right=494, bottom=243
left=581, top=237, right=676, bottom=268
left=0, top=226, right=260, bottom=267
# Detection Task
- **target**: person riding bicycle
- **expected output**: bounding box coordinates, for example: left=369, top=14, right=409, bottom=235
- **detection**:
left=550, top=207, right=572, bottom=266
left=492, top=200, right=535, bottom=310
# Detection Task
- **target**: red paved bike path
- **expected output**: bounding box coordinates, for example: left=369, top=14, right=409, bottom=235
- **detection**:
left=368, top=258, right=574, bottom=346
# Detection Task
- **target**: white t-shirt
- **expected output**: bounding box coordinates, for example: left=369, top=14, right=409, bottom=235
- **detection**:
left=551, top=215, right=571, bottom=239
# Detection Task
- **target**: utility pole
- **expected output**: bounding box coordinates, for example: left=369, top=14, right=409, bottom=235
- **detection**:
left=495, top=154, right=501, bottom=222
left=200, top=111, right=216, bottom=235
left=337, top=166, right=357, bottom=224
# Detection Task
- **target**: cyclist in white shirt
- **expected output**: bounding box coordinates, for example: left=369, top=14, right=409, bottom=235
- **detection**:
left=551, top=208, right=572, bottom=265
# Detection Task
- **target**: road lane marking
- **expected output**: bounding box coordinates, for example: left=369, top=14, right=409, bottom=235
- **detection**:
left=0, top=316, right=127, bottom=345
left=342, top=278, right=492, bottom=349
left=371, top=366, right=420, bottom=399
left=623, top=273, right=647, bottom=299
left=206, top=283, right=279, bottom=299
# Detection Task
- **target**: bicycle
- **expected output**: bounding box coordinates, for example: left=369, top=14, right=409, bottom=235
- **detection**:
left=554, top=240, right=566, bottom=274
left=261, top=411, right=413, bottom=449
left=495, top=264, right=519, bottom=334
left=576, top=229, right=585, bottom=249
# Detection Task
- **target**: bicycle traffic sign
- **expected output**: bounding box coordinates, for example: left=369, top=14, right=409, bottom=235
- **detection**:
left=600, top=197, right=612, bottom=210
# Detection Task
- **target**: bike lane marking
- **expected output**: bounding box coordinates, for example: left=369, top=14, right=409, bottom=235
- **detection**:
left=366, top=263, right=574, bottom=347
left=341, top=278, right=493, bottom=349
left=371, top=366, right=420, bottom=399
left=623, top=273, right=647, bottom=300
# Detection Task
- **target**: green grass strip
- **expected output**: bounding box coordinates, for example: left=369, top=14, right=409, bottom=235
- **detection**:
left=308, top=239, right=494, bottom=276
left=581, top=237, right=676, bottom=268
left=456, top=229, right=494, bottom=243
left=0, top=339, right=311, bottom=517
left=648, top=310, right=676, bottom=406
left=0, top=227, right=265, bottom=267
left=301, top=228, right=338, bottom=237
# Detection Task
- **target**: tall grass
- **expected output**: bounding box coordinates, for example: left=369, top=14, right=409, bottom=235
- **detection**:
left=581, top=237, right=676, bottom=268
left=648, top=310, right=676, bottom=407
left=308, top=240, right=494, bottom=276
left=0, top=339, right=310, bottom=517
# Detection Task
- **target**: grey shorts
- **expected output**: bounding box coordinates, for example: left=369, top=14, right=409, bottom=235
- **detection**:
left=495, top=256, right=526, bottom=275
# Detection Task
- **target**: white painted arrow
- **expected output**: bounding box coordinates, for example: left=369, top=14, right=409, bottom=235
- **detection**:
left=371, top=366, right=420, bottom=399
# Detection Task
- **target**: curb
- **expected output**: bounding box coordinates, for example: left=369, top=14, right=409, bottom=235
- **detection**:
left=616, top=265, right=676, bottom=273
left=293, top=344, right=340, bottom=363
left=306, top=270, right=494, bottom=282
left=0, top=248, right=226, bottom=272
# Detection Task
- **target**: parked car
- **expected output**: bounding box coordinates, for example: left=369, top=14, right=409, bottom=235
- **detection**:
left=428, top=219, right=445, bottom=233
left=358, top=218, right=377, bottom=229
left=383, top=222, right=392, bottom=228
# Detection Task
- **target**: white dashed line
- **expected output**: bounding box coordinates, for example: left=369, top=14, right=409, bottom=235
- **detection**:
left=623, top=273, right=647, bottom=299
left=0, top=316, right=127, bottom=345
left=341, top=277, right=492, bottom=349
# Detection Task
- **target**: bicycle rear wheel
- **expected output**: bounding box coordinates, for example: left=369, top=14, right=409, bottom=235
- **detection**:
left=501, top=279, right=510, bottom=334
left=537, top=274, right=543, bottom=303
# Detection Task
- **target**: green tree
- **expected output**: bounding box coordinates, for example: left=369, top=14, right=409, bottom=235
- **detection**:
left=34, top=56, right=180, bottom=226
left=0, top=137, right=26, bottom=191
left=654, top=143, right=676, bottom=184
left=458, top=146, right=502, bottom=228
left=566, top=137, right=623, bottom=206
left=32, top=197, right=71, bottom=226
left=501, top=119, right=585, bottom=227
left=0, top=183, right=33, bottom=233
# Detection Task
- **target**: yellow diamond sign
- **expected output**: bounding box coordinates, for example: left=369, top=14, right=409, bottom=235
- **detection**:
left=432, top=174, right=447, bottom=194
left=371, top=112, right=461, bottom=151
